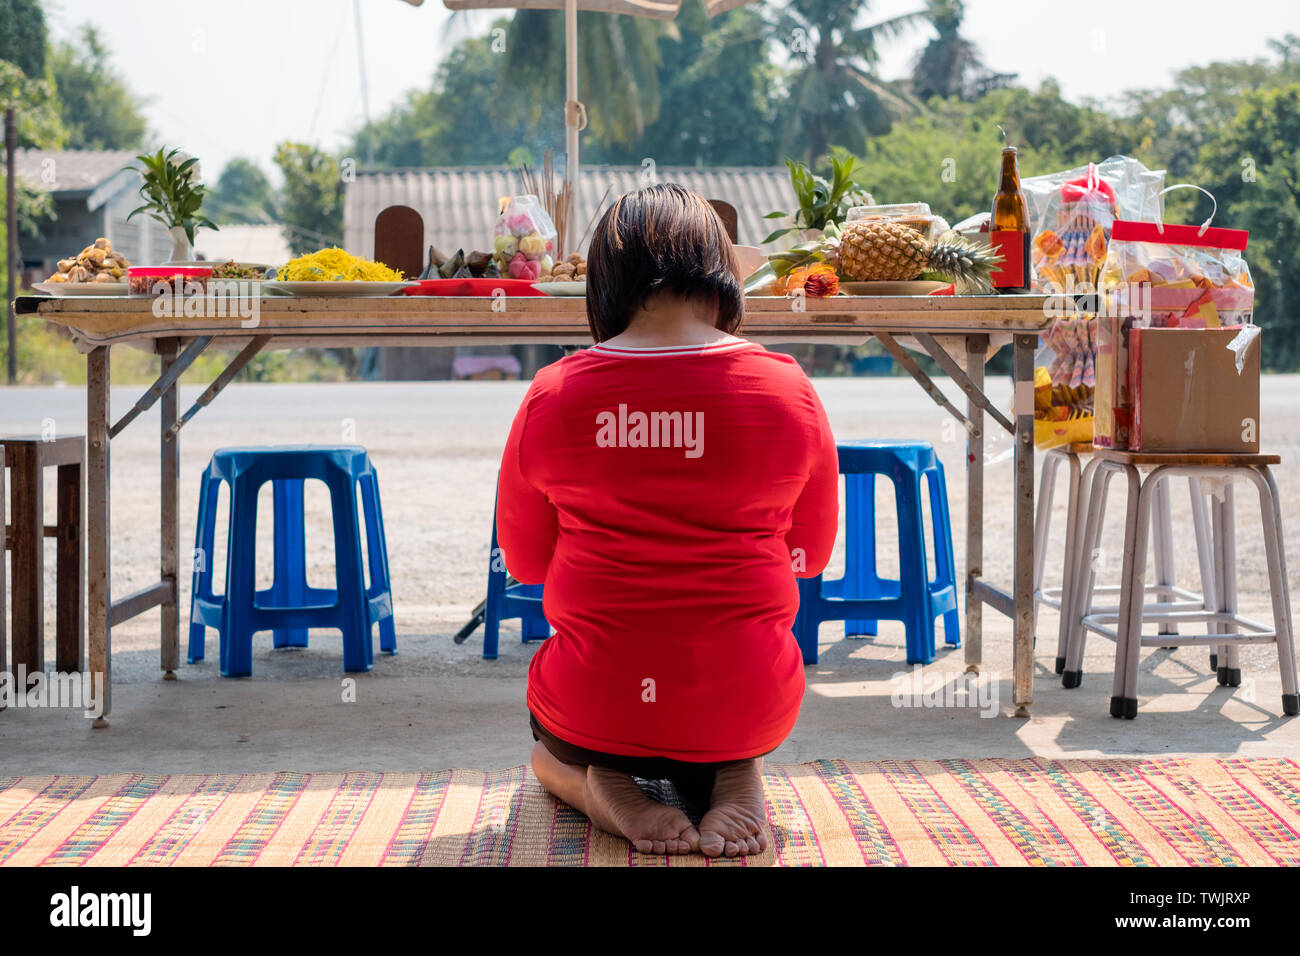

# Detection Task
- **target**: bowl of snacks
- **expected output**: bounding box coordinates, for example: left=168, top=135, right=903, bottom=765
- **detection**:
left=33, top=238, right=130, bottom=295
left=533, top=253, right=587, bottom=296
left=127, top=266, right=213, bottom=297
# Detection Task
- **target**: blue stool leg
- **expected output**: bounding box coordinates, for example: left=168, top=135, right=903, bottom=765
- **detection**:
left=484, top=516, right=505, bottom=660
left=792, top=576, right=823, bottom=665
left=221, top=475, right=261, bottom=677
left=929, top=461, right=961, bottom=647
left=271, top=479, right=310, bottom=649
left=896, top=468, right=936, bottom=665
left=327, top=468, right=373, bottom=673
left=518, top=582, right=550, bottom=642
left=187, top=467, right=220, bottom=663
left=359, top=472, right=397, bottom=654
left=844, top=471, right=879, bottom=637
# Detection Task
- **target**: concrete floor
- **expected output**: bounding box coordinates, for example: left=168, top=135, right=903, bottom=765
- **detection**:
left=2, top=374, right=1298, bottom=774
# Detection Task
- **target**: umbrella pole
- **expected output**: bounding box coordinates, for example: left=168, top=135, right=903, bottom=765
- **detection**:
left=564, top=0, right=580, bottom=195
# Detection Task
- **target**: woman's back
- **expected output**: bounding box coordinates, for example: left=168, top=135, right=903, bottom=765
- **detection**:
left=498, top=339, right=838, bottom=762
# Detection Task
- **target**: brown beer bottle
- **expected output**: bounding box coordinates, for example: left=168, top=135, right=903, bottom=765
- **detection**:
left=990, top=146, right=1030, bottom=292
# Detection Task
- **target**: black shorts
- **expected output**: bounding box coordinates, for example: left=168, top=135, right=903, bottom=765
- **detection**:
left=529, top=712, right=759, bottom=807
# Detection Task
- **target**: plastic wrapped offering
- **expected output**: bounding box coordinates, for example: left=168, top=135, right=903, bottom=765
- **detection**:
left=492, top=195, right=558, bottom=282
left=1024, top=156, right=1166, bottom=292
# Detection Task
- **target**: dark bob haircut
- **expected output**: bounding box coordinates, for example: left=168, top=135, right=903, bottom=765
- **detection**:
left=585, top=183, right=744, bottom=342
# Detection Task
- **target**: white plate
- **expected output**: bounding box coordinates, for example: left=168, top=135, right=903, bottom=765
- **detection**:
left=259, top=281, right=415, bottom=297
left=838, top=280, right=953, bottom=296
left=532, top=281, right=587, bottom=296
left=33, top=281, right=128, bottom=296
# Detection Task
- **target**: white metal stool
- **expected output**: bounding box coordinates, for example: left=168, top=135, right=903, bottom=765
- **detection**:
left=1035, top=443, right=1214, bottom=675
left=1063, top=450, right=1298, bottom=719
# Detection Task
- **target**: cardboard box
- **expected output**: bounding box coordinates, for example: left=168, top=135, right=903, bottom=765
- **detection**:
left=1128, top=327, right=1260, bottom=453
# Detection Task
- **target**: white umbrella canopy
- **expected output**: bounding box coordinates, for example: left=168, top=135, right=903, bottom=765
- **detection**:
left=405, top=0, right=758, bottom=191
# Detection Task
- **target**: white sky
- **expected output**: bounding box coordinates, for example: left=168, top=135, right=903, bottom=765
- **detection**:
left=42, top=0, right=1300, bottom=181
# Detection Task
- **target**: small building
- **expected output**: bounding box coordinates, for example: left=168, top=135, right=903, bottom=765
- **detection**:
left=194, top=224, right=292, bottom=266
left=344, top=164, right=796, bottom=380
left=14, top=149, right=164, bottom=276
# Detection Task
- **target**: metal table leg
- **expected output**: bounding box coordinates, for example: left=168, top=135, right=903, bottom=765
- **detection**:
left=160, top=338, right=180, bottom=680
left=87, top=346, right=111, bottom=726
left=964, top=334, right=986, bottom=675
left=1012, top=333, right=1037, bottom=716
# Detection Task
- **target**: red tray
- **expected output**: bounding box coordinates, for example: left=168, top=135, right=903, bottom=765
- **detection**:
left=402, top=278, right=547, bottom=297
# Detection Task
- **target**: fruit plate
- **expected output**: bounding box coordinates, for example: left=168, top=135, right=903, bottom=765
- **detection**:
left=259, top=281, right=415, bottom=297
left=402, top=278, right=548, bottom=297
left=532, top=281, right=586, bottom=297
left=33, top=281, right=128, bottom=296
left=838, top=280, right=954, bottom=296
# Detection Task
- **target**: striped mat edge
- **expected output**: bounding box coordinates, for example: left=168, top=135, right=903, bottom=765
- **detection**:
left=0, top=757, right=1297, bottom=866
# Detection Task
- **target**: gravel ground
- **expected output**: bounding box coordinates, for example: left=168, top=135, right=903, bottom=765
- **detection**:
left=2, top=372, right=1298, bottom=773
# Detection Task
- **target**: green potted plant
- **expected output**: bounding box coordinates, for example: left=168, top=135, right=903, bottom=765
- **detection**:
left=126, top=147, right=218, bottom=262
left=761, top=153, right=874, bottom=244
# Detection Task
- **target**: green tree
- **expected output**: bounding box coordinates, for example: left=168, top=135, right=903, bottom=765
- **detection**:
left=766, top=0, right=928, bottom=164
left=1196, top=85, right=1300, bottom=369
left=350, top=19, right=540, bottom=166
left=47, top=26, right=147, bottom=150
left=0, top=0, right=44, bottom=78
left=850, top=86, right=1136, bottom=226
left=974, top=81, right=1135, bottom=163
left=273, top=142, right=344, bottom=255
left=586, top=0, right=780, bottom=166
left=356, top=7, right=780, bottom=168
left=209, top=157, right=277, bottom=224
left=505, top=8, right=672, bottom=151
left=0, top=57, right=61, bottom=148
left=0, top=0, right=62, bottom=149
left=910, top=0, right=1014, bottom=101
left=1120, top=36, right=1300, bottom=181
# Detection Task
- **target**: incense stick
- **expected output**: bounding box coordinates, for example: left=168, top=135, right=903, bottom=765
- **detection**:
left=518, top=149, right=572, bottom=259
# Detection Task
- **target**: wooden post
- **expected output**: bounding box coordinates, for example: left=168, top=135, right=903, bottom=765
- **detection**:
left=160, top=338, right=180, bottom=678
left=5, top=107, right=16, bottom=385
left=55, top=456, right=84, bottom=673
left=964, top=334, right=986, bottom=674
left=87, top=346, right=111, bottom=725
left=8, top=442, right=42, bottom=671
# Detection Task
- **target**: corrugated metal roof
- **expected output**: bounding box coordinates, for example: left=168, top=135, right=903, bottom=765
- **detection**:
left=14, top=149, right=138, bottom=197
left=344, top=165, right=797, bottom=262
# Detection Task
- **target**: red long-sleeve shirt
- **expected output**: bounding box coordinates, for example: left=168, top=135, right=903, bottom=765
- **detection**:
left=496, top=339, right=839, bottom=762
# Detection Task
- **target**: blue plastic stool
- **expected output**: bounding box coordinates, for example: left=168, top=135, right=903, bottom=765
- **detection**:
left=483, top=499, right=550, bottom=660
left=187, top=446, right=396, bottom=676
left=793, top=440, right=960, bottom=665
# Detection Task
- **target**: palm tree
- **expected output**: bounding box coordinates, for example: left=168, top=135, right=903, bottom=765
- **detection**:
left=911, top=0, right=1014, bottom=101
left=767, top=0, right=929, bottom=164
left=504, top=9, right=674, bottom=151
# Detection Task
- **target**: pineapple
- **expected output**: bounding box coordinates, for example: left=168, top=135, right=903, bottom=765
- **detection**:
left=837, top=220, right=1002, bottom=291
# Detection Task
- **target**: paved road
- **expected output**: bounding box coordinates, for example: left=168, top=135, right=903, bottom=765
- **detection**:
left=2, top=375, right=1298, bottom=771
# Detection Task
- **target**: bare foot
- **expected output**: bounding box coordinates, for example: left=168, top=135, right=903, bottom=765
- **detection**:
left=698, top=758, right=768, bottom=858
left=583, top=766, right=700, bottom=855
